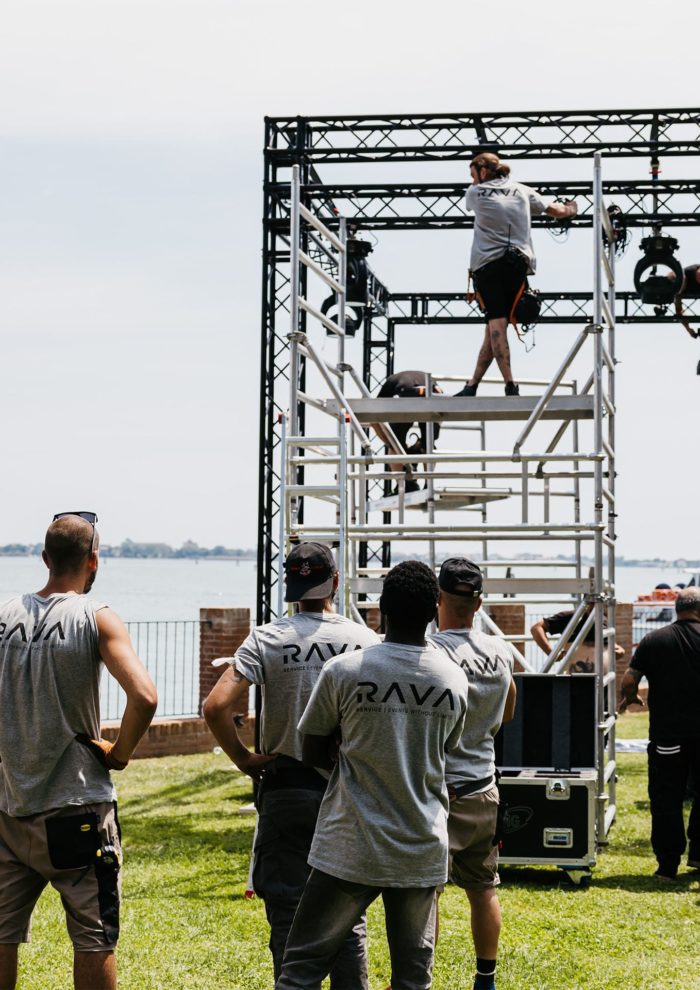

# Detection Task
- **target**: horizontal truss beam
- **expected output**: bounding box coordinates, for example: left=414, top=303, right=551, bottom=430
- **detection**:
left=388, top=292, right=700, bottom=325
left=265, top=109, right=700, bottom=162
left=265, top=180, right=700, bottom=230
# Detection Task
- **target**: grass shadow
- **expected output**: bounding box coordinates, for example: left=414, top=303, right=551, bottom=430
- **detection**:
left=119, top=769, right=254, bottom=814
left=123, top=812, right=256, bottom=856
left=498, top=866, right=591, bottom=890
left=593, top=871, right=700, bottom=892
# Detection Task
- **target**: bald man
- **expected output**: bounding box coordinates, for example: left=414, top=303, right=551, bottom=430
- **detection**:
left=0, top=513, right=157, bottom=990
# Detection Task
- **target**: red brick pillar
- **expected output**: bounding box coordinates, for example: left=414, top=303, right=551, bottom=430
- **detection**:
left=198, top=608, right=251, bottom=714
left=615, top=603, right=633, bottom=681
left=487, top=604, right=526, bottom=669
left=614, top=602, right=646, bottom=708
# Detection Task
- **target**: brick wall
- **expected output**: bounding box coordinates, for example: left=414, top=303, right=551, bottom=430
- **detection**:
left=615, top=603, right=633, bottom=680
left=487, top=603, right=526, bottom=668
left=198, top=607, right=251, bottom=713
left=614, top=601, right=647, bottom=710
left=102, top=715, right=255, bottom=758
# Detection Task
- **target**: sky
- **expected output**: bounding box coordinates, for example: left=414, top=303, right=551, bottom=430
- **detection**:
left=1, top=0, right=698, bottom=558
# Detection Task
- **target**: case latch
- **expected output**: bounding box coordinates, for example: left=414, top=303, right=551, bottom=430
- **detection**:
left=546, top=778, right=571, bottom=800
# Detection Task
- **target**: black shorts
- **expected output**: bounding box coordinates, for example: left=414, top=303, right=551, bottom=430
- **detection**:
left=472, top=257, right=527, bottom=321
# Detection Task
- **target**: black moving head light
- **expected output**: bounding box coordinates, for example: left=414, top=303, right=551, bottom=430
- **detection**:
left=633, top=232, right=683, bottom=315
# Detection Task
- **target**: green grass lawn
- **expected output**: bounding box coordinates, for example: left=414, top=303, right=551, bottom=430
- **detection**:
left=17, top=739, right=699, bottom=990
left=614, top=709, right=649, bottom=740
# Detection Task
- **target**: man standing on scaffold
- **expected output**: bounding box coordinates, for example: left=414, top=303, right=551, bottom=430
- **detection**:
left=456, top=153, right=577, bottom=397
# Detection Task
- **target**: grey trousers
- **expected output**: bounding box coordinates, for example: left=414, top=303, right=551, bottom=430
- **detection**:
left=276, top=868, right=437, bottom=990
left=253, top=787, right=367, bottom=989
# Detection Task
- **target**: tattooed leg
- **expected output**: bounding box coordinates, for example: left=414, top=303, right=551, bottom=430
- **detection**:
left=467, top=325, right=494, bottom=385
left=489, top=318, right=514, bottom=383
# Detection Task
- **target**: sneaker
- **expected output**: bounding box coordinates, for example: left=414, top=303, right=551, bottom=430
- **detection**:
left=455, top=383, right=478, bottom=396
left=653, top=868, right=678, bottom=881
left=392, top=480, right=421, bottom=495
left=504, top=382, right=520, bottom=396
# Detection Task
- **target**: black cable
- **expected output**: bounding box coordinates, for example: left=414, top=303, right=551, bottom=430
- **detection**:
left=546, top=197, right=571, bottom=242
left=603, top=204, right=629, bottom=257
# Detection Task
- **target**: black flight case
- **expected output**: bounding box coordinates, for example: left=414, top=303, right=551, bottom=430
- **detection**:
left=495, top=673, right=599, bottom=883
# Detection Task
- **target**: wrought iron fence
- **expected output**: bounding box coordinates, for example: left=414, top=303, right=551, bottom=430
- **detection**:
left=632, top=603, right=675, bottom=654
left=100, top=619, right=204, bottom=721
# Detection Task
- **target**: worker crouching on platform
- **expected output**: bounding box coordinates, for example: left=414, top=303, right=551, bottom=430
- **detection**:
left=378, top=370, right=442, bottom=493
left=457, top=153, right=577, bottom=397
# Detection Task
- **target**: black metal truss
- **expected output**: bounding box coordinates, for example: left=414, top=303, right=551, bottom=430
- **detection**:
left=265, top=109, right=700, bottom=163
left=258, top=109, right=700, bottom=623
left=272, top=180, right=700, bottom=230
left=389, top=292, right=700, bottom=325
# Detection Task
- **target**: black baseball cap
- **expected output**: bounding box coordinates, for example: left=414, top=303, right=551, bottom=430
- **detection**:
left=438, top=557, right=483, bottom=598
left=284, top=542, right=337, bottom=602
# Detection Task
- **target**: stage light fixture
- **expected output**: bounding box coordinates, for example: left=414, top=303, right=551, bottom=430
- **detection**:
left=633, top=230, right=683, bottom=315
left=320, top=297, right=363, bottom=337
left=321, top=235, right=385, bottom=337
left=346, top=236, right=374, bottom=305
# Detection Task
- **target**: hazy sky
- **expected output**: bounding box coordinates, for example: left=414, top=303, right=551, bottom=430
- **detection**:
left=1, top=0, right=698, bottom=557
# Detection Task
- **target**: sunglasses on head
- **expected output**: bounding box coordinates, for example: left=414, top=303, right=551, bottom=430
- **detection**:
left=53, top=512, right=98, bottom=525
left=52, top=512, right=99, bottom=554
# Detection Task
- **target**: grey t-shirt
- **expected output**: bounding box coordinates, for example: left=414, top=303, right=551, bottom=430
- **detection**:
left=428, top=628, right=513, bottom=788
left=0, top=593, right=115, bottom=817
left=299, top=642, right=469, bottom=887
left=465, top=177, right=548, bottom=274
left=233, top=611, right=380, bottom=762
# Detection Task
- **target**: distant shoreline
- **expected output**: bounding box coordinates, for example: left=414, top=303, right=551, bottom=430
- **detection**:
left=0, top=553, right=695, bottom=570
left=0, top=553, right=257, bottom=562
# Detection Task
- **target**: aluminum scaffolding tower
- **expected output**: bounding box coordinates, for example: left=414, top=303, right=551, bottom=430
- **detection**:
left=276, top=153, right=618, bottom=846
left=261, top=109, right=700, bottom=863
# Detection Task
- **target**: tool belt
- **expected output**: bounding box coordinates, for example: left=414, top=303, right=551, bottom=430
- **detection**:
left=259, top=755, right=327, bottom=793
left=451, top=775, right=495, bottom=799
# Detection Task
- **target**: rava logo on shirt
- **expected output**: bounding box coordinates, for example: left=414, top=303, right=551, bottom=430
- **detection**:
left=355, top=681, right=455, bottom=710
left=477, top=187, right=521, bottom=199
left=0, top=621, right=66, bottom=644
left=459, top=653, right=509, bottom=677
left=282, top=642, right=361, bottom=665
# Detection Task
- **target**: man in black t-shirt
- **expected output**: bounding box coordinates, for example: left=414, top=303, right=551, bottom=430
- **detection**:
left=377, top=371, right=442, bottom=493
left=530, top=605, right=623, bottom=673
left=620, top=587, right=700, bottom=879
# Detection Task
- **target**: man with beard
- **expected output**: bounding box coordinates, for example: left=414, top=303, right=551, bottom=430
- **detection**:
left=457, top=153, right=577, bottom=396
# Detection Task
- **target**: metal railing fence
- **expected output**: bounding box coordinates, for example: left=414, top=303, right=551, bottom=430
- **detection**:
left=100, top=619, right=203, bottom=721
left=632, top=603, right=675, bottom=655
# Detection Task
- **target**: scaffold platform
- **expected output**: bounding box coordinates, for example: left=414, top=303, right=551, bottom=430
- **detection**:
left=344, top=395, right=596, bottom=424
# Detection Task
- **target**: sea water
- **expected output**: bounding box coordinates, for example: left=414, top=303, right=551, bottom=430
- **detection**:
left=0, top=555, right=688, bottom=621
